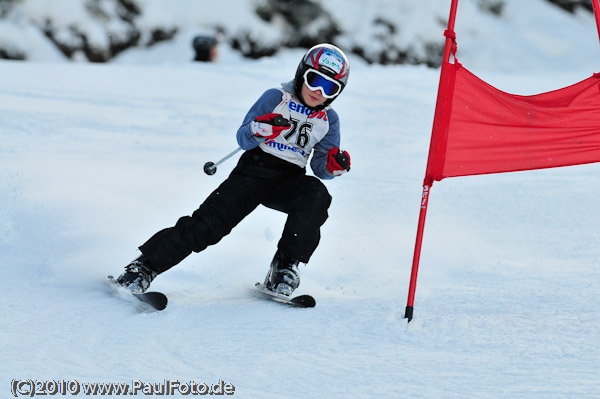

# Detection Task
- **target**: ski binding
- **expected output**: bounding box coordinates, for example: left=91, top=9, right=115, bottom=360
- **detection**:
left=106, top=275, right=168, bottom=311
left=252, top=283, right=316, bottom=308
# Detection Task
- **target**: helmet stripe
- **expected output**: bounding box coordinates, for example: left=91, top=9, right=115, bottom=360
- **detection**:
left=310, top=48, right=325, bottom=69
left=335, top=64, right=348, bottom=80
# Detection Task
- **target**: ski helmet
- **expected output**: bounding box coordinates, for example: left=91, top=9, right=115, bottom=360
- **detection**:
left=293, top=43, right=350, bottom=109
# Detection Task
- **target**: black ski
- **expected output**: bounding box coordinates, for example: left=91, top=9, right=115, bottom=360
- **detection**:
left=106, top=276, right=168, bottom=311
left=252, top=283, right=316, bottom=308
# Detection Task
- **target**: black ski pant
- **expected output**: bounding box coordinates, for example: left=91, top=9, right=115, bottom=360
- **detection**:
left=139, top=148, right=332, bottom=274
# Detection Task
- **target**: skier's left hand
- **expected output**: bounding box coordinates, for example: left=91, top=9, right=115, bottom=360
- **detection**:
left=326, top=147, right=351, bottom=176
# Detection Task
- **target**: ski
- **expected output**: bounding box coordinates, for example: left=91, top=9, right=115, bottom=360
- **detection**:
left=252, top=283, right=316, bottom=308
left=106, top=275, right=168, bottom=311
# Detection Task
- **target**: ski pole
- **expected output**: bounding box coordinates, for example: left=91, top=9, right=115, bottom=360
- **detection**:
left=204, top=115, right=290, bottom=176
left=203, top=147, right=242, bottom=175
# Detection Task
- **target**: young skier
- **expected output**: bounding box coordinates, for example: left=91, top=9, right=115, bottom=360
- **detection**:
left=114, top=43, right=351, bottom=296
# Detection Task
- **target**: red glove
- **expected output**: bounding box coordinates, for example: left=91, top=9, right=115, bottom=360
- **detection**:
left=251, top=113, right=291, bottom=140
left=326, top=147, right=351, bottom=176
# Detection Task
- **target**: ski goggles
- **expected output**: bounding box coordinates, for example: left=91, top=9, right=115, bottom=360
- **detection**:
left=303, top=69, right=342, bottom=99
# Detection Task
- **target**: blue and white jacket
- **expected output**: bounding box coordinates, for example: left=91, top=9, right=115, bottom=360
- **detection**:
left=236, top=81, right=341, bottom=180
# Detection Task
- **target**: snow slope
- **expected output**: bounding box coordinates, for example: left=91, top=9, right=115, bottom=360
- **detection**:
left=2, top=0, right=599, bottom=71
left=2, top=5, right=600, bottom=399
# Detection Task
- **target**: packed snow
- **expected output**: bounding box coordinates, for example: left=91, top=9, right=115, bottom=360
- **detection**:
left=2, top=1, right=600, bottom=398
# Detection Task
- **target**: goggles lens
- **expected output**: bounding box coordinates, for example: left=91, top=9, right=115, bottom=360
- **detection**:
left=303, top=70, right=342, bottom=98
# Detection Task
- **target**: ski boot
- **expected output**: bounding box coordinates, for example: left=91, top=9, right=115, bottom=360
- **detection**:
left=264, top=250, right=300, bottom=296
left=115, top=255, right=157, bottom=293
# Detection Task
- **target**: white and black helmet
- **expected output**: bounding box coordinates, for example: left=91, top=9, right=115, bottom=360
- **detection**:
left=293, top=43, right=350, bottom=109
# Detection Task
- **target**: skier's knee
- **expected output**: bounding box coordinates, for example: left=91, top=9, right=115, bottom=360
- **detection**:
left=304, top=179, right=332, bottom=209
